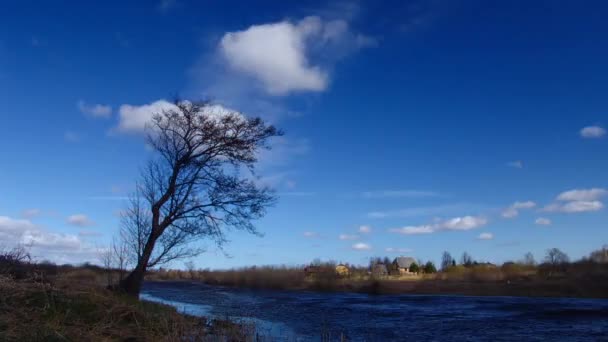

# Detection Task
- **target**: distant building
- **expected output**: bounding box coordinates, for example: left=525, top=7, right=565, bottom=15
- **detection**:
left=335, top=264, right=349, bottom=276
left=393, top=256, right=417, bottom=275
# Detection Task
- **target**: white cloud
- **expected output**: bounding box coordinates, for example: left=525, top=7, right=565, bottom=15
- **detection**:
left=303, top=231, right=318, bottom=238
left=114, top=100, right=235, bottom=134
left=389, top=225, right=435, bottom=235
left=441, top=216, right=487, bottom=231
left=361, top=190, right=439, bottom=199
left=502, top=201, right=536, bottom=218
left=543, top=200, right=604, bottom=213
left=507, top=160, right=523, bottom=169
left=352, top=242, right=371, bottom=251
left=115, top=100, right=176, bottom=133
left=535, top=217, right=552, bottom=225
left=477, top=232, right=494, bottom=240
left=367, top=203, right=476, bottom=219
left=580, top=126, right=606, bottom=138
left=358, top=225, right=372, bottom=234
left=219, top=16, right=373, bottom=95
left=557, top=188, right=607, bottom=202
left=78, top=100, right=112, bottom=119
left=389, top=215, right=487, bottom=235
left=512, top=201, right=536, bottom=209
left=541, top=188, right=607, bottom=214
left=339, top=234, right=359, bottom=240
left=21, top=208, right=41, bottom=219
left=0, top=216, right=99, bottom=264
left=385, top=247, right=413, bottom=253
left=66, top=214, right=94, bottom=227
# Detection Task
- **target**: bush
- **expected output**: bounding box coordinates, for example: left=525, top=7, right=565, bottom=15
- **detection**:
left=409, top=263, right=420, bottom=273
left=423, top=261, right=437, bottom=274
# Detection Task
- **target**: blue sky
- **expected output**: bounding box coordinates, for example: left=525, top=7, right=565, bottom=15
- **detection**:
left=0, top=0, right=606, bottom=268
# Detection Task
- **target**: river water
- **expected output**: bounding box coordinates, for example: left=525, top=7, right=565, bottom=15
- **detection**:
left=141, top=281, right=608, bottom=341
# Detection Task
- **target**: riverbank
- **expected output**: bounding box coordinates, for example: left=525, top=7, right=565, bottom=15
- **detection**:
left=147, top=261, right=608, bottom=299
left=0, top=266, right=257, bottom=340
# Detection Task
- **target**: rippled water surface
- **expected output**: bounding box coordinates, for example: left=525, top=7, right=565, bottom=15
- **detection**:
left=141, top=281, right=608, bottom=341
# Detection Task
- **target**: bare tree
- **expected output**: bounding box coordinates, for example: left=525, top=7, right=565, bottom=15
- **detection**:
left=184, top=260, right=196, bottom=279
left=441, top=251, right=453, bottom=271
left=98, top=247, right=114, bottom=286
left=119, top=100, right=280, bottom=296
left=112, top=236, right=130, bottom=282
left=522, top=252, right=536, bottom=266
left=544, top=248, right=569, bottom=265
left=460, top=252, right=473, bottom=267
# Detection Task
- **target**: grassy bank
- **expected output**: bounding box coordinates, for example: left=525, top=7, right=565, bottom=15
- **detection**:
left=0, top=256, right=259, bottom=341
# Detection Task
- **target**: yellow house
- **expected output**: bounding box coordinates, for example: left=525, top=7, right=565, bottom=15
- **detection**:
left=335, top=264, right=350, bottom=276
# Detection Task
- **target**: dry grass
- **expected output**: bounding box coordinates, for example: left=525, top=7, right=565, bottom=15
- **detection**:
left=0, top=263, right=265, bottom=341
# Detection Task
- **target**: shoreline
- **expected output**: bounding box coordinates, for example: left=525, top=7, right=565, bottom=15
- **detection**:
left=145, top=277, right=608, bottom=300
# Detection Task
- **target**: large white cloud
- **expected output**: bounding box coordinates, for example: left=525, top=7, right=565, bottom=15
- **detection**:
left=219, top=16, right=373, bottom=95
left=0, top=216, right=99, bottom=264
left=580, top=126, right=606, bottom=138
left=542, top=188, right=607, bottom=214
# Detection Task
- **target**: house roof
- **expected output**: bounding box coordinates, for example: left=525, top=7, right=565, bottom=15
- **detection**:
left=394, top=257, right=416, bottom=269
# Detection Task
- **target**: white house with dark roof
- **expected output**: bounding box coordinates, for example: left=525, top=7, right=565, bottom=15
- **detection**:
left=393, top=256, right=417, bottom=274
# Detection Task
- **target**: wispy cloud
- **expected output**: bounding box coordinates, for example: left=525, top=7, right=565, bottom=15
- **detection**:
left=21, top=208, right=41, bottom=219
left=385, top=247, right=413, bottom=253
left=501, top=201, right=536, bottom=218
left=389, top=215, right=488, bottom=235
left=352, top=242, right=371, bottom=251
left=580, top=125, right=606, bottom=139
left=64, top=131, right=80, bottom=143
left=338, top=234, right=359, bottom=240
left=477, top=232, right=494, bottom=240
left=78, top=100, right=111, bottom=119
left=303, top=231, right=318, bottom=238
left=66, top=214, right=94, bottom=227
left=507, top=160, right=523, bottom=169
left=358, top=225, right=372, bottom=234
left=535, top=217, right=552, bottom=225
left=368, top=203, right=479, bottom=219
left=361, top=190, right=439, bottom=199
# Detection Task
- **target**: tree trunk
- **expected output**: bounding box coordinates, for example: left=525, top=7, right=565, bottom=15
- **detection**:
left=120, top=233, right=158, bottom=296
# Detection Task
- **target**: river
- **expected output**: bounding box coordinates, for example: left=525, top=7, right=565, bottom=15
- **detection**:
left=141, top=281, right=608, bottom=341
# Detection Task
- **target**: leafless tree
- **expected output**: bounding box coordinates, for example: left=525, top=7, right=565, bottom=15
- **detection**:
left=112, top=236, right=130, bottom=282
left=522, top=252, right=536, bottom=266
left=119, top=100, right=280, bottom=296
left=544, top=248, right=569, bottom=265
left=98, top=247, right=114, bottom=286
left=184, top=260, right=196, bottom=279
